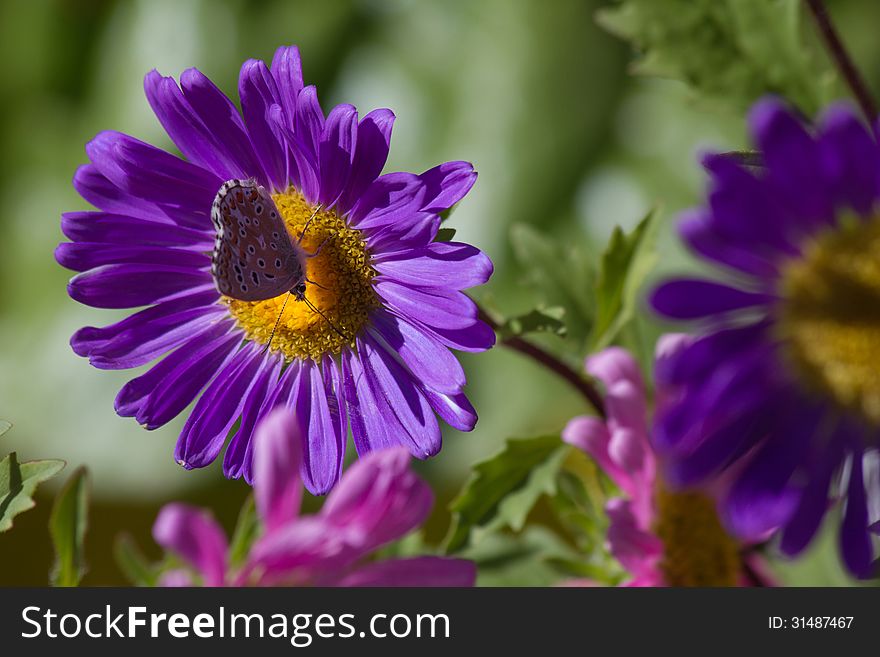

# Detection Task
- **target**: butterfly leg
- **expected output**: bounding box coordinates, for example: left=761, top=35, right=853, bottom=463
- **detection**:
left=304, top=277, right=330, bottom=291
left=304, top=235, right=333, bottom=259
left=296, top=204, right=324, bottom=244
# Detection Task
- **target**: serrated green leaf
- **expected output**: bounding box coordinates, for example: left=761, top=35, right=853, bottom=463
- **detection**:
left=49, top=467, right=89, bottom=587
left=510, top=223, right=596, bottom=346
left=497, top=306, right=567, bottom=339
left=445, top=435, right=570, bottom=553
left=597, top=0, right=841, bottom=115
left=435, top=227, right=457, bottom=242
left=228, top=495, right=259, bottom=568
left=0, top=452, right=65, bottom=533
left=0, top=420, right=11, bottom=439
left=591, top=208, right=659, bottom=350
left=114, top=533, right=158, bottom=587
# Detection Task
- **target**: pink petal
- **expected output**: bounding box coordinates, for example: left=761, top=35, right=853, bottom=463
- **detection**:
left=333, top=557, right=476, bottom=587
left=321, top=447, right=433, bottom=554
left=253, top=407, right=304, bottom=532
left=152, top=503, right=228, bottom=587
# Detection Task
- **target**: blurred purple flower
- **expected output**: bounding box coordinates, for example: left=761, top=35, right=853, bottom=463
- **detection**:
left=650, top=99, right=880, bottom=578
left=563, top=340, right=775, bottom=587
left=153, top=408, right=475, bottom=587
left=58, top=45, right=494, bottom=494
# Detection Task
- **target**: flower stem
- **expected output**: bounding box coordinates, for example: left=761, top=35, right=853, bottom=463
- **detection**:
left=805, top=0, right=877, bottom=123
left=478, top=307, right=606, bottom=418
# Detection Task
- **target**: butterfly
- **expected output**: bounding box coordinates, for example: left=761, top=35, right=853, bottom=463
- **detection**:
left=210, top=178, right=345, bottom=345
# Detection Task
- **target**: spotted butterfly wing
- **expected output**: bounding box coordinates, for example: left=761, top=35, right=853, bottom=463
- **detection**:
left=211, top=179, right=307, bottom=301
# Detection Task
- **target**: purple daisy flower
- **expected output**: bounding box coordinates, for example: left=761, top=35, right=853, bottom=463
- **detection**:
left=57, top=45, right=494, bottom=494
left=650, top=98, right=880, bottom=578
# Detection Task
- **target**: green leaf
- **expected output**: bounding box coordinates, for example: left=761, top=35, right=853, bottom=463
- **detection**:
left=435, top=227, right=457, bottom=242
left=438, top=204, right=458, bottom=223
left=0, top=452, right=65, bottom=533
left=509, top=223, right=596, bottom=346
left=496, top=306, right=567, bottom=340
left=597, top=0, right=841, bottom=115
left=0, top=420, right=11, bottom=439
left=461, top=527, right=582, bottom=587
left=590, top=208, right=659, bottom=350
left=228, top=494, right=259, bottom=568
left=445, top=435, right=570, bottom=553
left=114, top=533, right=158, bottom=587
left=49, top=467, right=89, bottom=587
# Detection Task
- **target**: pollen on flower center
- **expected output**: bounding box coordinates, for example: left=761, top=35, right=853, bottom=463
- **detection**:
left=224, top=188, right=378, bottom=361
left=653, top=483, right=741, bottom=587
left=779, top=215, right=880, bottom=424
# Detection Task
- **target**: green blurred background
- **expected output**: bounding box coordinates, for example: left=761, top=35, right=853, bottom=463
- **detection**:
left=1, top=0, right=877, bottom=585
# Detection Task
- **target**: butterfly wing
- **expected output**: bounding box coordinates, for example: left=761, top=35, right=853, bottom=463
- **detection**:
left=211, top=179, right=306, bottom=301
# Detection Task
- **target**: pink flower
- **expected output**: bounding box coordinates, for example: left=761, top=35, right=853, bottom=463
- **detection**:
left=562, top=337, right=774, bottom=587
left=152, top=408, right=474, bottom=587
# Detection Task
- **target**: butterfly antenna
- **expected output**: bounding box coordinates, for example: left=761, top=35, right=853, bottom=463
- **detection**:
left=297, top=204, right=323, bottom=245
left=265, top=292, right=292, bottom=354
left=301, top=295, right=348, bottom=341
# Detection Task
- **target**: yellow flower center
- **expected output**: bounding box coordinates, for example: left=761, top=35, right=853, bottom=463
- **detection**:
left=224, top=188, right=378, bottom=361
left=779, top=215, right=880, bottom=424
left=653, top=483, right=741, bottom=586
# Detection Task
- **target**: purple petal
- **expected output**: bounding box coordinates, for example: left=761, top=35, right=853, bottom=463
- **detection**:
left=723, top=404, right=820, bottom=539
left=779, top=438, right=843, bottom=557
left=678, top=209, right=779, bottom=279
left=349, top=172, right=425, bottom=229
left=73, top=165, right=169, bottom=221
left=370, top=310, right=466, bottom=394
left=366, top=211, right=439, bottom=252
left=322, top=447, right=432, bottom=553
left=840, top=449, right=874, bottom=579
left=295, top=85, right=324, bottom=163
left=270, top=45, right=304, bottom=122
left=417, top=161, right=477, bottom=214
left=253, top=407, right=303, bottom=532
left=342, top=347, right=398, bottom=455
left=152, top=503, right=228, bottom=587
left=650, top=279, right=772, bottom=320
left=239, top=59, right=287, bottom=190
left=419, top=387, right=477, bottom=432
left=175, top=343, right=267, bottom=469
left=72, top=300, right=221, bottom=370
left=265, top=104, right=318, bottom=199
left=397, top=310, right=496, bottom=353
left=701, top=153, right=799, bottom=254
left=55, top=242, right=209, bottom=273
left=374, top=242, right=493, bottom=291
left=338, top=108, right=395, bottom=214
left=115, top=322, right=239, bottom=429
left=335, top=557, right=475, bottom=587
left=292, top=359, right=345, bottom=495
left=319, top=104, right=358, bottom=208
left=357, top=335, right=441, bottom=458
left=374, top=278, right=478, bottom=330
left=67, top=264, right=212, bottom=309
left=223, top=353, right=284, bottom=481
left=144, top=70, right=238, bottom=180
left=749, top=97, right=833, bottom=225
left=179, top=67, right=264, bottom=179
left=818, top=103, right=880, bottom=214
left=85, top=130, right=221, bottom=223
left=61, top=211, right=212, bottom=249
